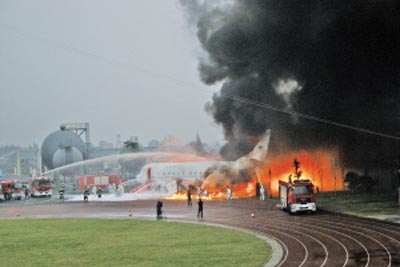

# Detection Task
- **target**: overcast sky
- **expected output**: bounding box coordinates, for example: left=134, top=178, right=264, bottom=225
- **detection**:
left=0, top=0, right=223, bottom=147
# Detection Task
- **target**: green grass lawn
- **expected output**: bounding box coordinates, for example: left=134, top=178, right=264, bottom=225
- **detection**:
left=317, top=191, right=400, bottom=216
left=0, top=219, right=269, bottom=267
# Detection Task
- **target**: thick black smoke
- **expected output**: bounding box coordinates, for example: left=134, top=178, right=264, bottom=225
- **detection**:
left=182, top=0, right=400, bottom=169
left=204, top=165, right=252, bottom=187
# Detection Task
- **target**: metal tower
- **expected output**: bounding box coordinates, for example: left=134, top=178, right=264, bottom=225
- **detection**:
left=60, top=122, right=91, bottom=158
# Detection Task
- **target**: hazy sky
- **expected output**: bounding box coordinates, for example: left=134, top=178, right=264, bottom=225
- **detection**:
left=0, top=0, right=223, bottom=147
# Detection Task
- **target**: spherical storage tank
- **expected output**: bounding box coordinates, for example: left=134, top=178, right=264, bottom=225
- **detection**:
left=52, top=146, right=84, bottom=169
left=41, top=127, right=86, bottom=170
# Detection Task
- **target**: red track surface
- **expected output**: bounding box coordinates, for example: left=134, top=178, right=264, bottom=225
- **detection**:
left=1, top=198, right=399, bottom=267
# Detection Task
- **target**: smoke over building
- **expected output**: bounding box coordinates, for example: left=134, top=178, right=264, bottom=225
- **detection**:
left=182, top=0, right=400, bottom=169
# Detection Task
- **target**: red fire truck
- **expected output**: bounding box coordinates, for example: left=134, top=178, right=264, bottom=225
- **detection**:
left=1, top=179, right=24, bottom=200
left=0, top=185, right=4, bottom=201
left=279, top=179, right=317, bottom=214
left=30, top=176, right=53, bottom=197
left=78, top=174, right=125, bottom=191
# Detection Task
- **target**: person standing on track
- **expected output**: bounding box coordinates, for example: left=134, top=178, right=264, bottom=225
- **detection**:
left=197, top=198, right=203, bottom=218
left=260, top=185, right=265, bottom=201
left=96, top=187, right=103, bottom=198
left=204, top=189, right=209, bottom=200
left=24, top=186, right=30, bottom=200
left=83, top=188, right=89, bottom=202
left=187, top=189, right=192, bottom=207
left=156, top=199, right=163, bottom=219
left=227, top=187, right=232, bottom=200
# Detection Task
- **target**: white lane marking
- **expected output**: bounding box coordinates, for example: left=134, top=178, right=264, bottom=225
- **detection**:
left=266, top=217, right=369, bottom=267
left=304, top=217, right=392, bottom=267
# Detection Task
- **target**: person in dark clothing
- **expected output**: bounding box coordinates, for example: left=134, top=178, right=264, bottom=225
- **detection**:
left=59, top=183, right=65, bottom=200
left=59, top=187, right=65, bottom=201
left=156, top=200, right=163, bottom=219
left=197, top=198, right=203, bottom=218
left=24, top=186, right=30, bottom=200
left=83, top=188, right=89, bottom=202
left=187, top=189, right=192, bottom=207
left=96, top=187, right=103, bottom=198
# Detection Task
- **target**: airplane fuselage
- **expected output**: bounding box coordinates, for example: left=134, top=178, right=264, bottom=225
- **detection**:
left=134, top=129, right=271, bottom=191
left=136, top=161, right=231, bottom=183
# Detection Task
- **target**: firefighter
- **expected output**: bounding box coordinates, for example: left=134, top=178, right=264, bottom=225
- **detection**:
left=156, top=199, right=163, bottom=219
left=96, top=187, right=103, bottom=198
left=60, top=183, right=65, bottom=192
left=260, top=185, right=265, bottom=201
left=59, top=185, right=65, bottom=201
left=197, top=198, right=203, bottom=218
left=83, top=188, right=89, bottom=202
left=197, top=187, right=202, bottom=199
left=226, top=187, right=232, bottom=200
left=24, top=186, right=30, bottom=200
left=187, top=189, right=192, bottom=207
left=204, top=190, right=209, bottom=200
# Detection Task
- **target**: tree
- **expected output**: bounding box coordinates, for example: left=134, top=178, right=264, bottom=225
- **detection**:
left=344, top=171, right=377, bottom=193
left=123, top=140, right=139, bottom=152
left=392, top=157, right=400, bottom=189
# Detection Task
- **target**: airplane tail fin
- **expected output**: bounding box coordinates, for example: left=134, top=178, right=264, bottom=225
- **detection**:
left=247, top=129, right=271, bottom=164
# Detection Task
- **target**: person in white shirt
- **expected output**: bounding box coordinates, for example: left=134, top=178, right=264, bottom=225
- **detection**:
left=260, top=185, right=265, bottom=201
left=227, top=187, right=232, bottom=200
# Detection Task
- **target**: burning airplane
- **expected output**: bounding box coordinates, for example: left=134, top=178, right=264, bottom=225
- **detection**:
left=134, top=130, right=271, bottom=198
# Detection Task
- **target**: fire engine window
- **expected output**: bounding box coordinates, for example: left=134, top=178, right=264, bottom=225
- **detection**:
left=293, top=186, right=313, bottom=195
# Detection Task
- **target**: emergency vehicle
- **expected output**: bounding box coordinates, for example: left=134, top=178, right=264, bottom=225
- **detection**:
left=78, top=174, right=125, bottom=191
left=0, top=179, right=24, bottom=200
left=0, top=185, right=4, bottom=201
left=30, top=176, right=52, bottom=197
left=279, top=179, right=317, bottom=214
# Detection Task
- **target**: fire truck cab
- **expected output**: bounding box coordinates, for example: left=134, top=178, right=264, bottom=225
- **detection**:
left=279, top=179, right=317, bottom=214
left=1, top=180, right=24, bottom=200
left=30, top=177, right=52, bottom=198
left=0, top=185, right=4, bottom=201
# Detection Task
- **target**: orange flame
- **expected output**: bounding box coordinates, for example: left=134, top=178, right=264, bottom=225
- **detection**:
left=165, top=149, right=343, bottom=199
left=165, top=192, right=188, bottom=200
left=200, top=149, right=343, bottom=198
left=263, top=149, right=344, bottom=196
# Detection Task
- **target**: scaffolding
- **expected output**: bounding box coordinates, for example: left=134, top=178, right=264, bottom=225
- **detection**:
left=60, top=122, right=91, bottom=158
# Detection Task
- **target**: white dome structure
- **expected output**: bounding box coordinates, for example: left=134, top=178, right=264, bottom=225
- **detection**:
left=41, top=127, right=86, bottom=169
left=52, top=146, right=84, bottom=169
